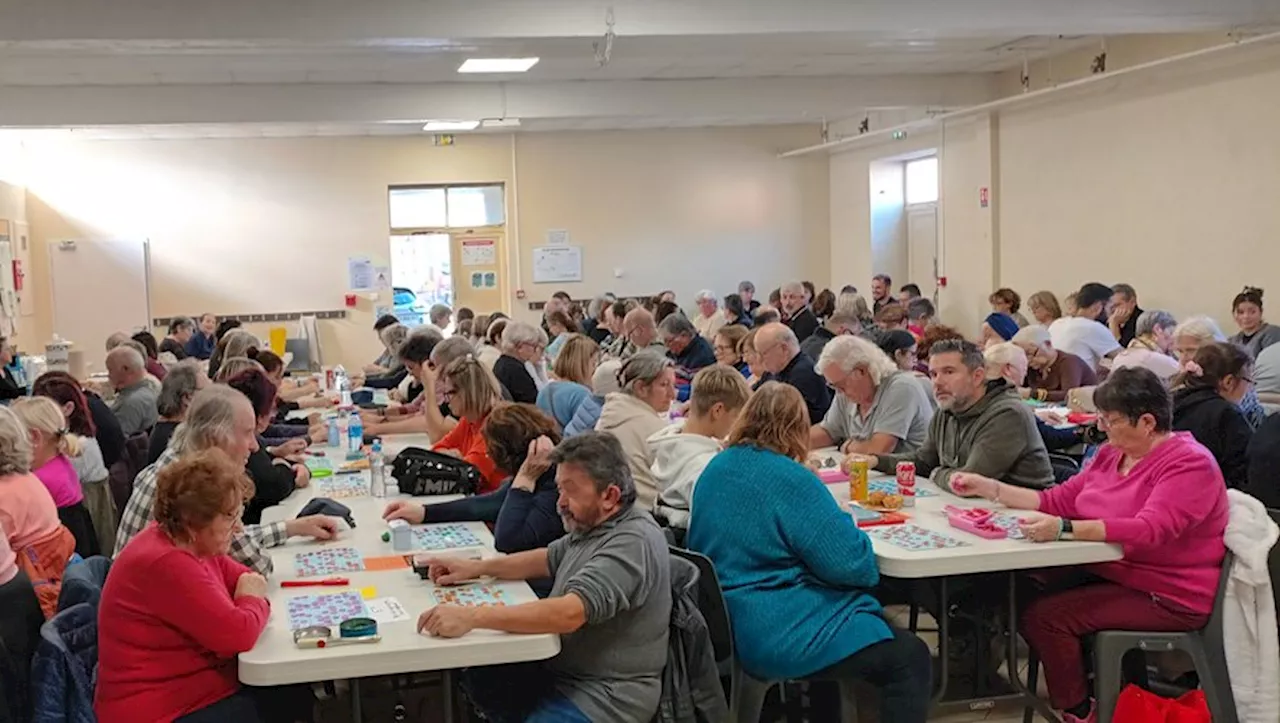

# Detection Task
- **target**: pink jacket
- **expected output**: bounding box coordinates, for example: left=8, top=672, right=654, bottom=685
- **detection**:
left=1039, top=432, right=1228, bottom=614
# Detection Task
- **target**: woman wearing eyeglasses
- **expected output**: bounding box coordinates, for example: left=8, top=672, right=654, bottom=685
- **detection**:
left=1010, top=325, right=1097, bottom=403
left=493, top=321, right=546, bottom=405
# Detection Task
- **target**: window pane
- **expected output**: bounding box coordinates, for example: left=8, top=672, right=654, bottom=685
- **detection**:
left=446, top=185, right=505, bottom=227
left=389, top=187, right=447, bottom=229
left=905, top=157, right=939, bottom=205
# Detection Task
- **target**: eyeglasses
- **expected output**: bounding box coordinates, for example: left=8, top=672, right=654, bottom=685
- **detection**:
left=440, top=387, right=456, bottom=401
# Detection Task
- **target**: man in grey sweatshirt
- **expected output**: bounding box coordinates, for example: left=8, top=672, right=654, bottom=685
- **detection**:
left=859, top=339, right=1053, bottom=492
left=417, top=432, right=672, bottom=722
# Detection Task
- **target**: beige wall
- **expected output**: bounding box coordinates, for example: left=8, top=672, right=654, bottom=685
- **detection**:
left=868, top=161, right=907, bottom=286
left=16, top=125, right=827, bottom=368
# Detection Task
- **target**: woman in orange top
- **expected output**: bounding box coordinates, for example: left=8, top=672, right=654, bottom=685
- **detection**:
left=433, top=355, right=504, bottom=493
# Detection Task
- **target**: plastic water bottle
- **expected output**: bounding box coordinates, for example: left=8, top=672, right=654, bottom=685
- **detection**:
left=335, top=364, right=353, bottom=407
left=370, top=439, right=386, bottom=497
left=348, top=412, right=363, bottom=455
left=336, top=412, right=349, bottom=449
left=326, top=417, right=340, bottom=447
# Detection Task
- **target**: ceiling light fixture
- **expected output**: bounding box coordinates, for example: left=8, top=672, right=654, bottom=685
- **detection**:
left=481, top=118, right=522, bottom=129
left=422, top=120, right=480, bottom=132
left=458, top=57, right=540, bottom=73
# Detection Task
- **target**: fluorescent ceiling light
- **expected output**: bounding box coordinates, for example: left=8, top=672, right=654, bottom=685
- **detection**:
left=482, top=118, right=522, bottom=129
left=458, top=57, right=540, bottom=73
left=422, top=120, right=480, bottom=132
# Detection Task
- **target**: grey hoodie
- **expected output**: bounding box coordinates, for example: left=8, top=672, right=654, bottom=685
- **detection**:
left=648, top=421, right=722, bottom=529
left=877, top=379, right=1053, bottom=492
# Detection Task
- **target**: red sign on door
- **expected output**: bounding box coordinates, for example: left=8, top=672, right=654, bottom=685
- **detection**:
left=979, top=187, right=990, bottom=208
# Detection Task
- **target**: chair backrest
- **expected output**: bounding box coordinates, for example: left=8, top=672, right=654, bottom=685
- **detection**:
left=1048, top=453, right=1081, bottom=485
left=1202, top=549, right=1237, bottom=653
left=668, top=546, right=733, bottom=667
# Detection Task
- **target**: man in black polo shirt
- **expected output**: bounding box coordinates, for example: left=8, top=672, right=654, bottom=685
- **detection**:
left=754, top=323, right=832, bottom=424
left=658, top=314, right=717, bottom=385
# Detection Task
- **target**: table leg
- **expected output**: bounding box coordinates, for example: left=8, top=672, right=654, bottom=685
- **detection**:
left=1005, top=573, right=1060, bottom=723
left=932, top=577, right=951, bottom=705
left=349, top=678, right=363, bottom=723
left=442, top=670, right=456, bottom=723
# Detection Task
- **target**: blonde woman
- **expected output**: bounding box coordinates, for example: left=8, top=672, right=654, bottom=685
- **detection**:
left=536, top=334, right=600, bottom=429
left=836, top=292, right=876, bottom=333
left=688, top=382, right=931, bottom=722
left=1027, top=291, right=1063, bottom=327
left=740, top=327, right=766, bottom=389
left=594, top=350, right=677, bottom=509
left=11, top=397, right=99, bottom=557
left=432, top=356, right=505, bottom=493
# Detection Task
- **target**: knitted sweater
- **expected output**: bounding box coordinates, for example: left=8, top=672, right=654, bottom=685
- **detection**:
left=687, top=445, right=890, bottom=680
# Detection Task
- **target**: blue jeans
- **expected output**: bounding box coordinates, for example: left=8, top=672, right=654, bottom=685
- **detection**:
left=461, top=664, right=591, bottom=723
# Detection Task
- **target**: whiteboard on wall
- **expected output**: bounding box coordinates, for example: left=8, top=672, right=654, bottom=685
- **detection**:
left=531, top=245, right=583, bottom=284
left=50, top=239, right=151, bottom=373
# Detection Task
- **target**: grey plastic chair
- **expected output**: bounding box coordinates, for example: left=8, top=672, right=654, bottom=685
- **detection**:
left=1092, top=551, right=1237, bottom=723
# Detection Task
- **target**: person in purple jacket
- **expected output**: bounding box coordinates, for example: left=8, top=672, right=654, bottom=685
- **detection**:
left=952, top=366, right=1228, bottom=723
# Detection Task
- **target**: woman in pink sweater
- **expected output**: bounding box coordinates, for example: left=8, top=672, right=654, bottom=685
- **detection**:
left=952, top=366, right=1228, bottom=723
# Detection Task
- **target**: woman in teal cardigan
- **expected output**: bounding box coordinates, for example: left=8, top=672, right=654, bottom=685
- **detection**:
left=687, top=382, right=931, bottom=723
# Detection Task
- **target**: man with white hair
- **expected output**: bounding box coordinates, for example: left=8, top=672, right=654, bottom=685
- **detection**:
left=429, top=303, right=453, bottom=333
left=658, top=314, right=717, bottom=385
left=115, top=386, right=340, bottom=572
left=755, top=323, right=831, bottom=423
left=812, top=336, right=933, bottom=454
left=106, top=346, right=158, bottom=436
left=779, top=281, right=819, bottom=343
left=985, top=342, right=1088, bottom=456
left=691, top=290, right=726, bottom=340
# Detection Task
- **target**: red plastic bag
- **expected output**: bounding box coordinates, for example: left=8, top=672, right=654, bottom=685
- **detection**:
left=1112, top=684, right=1211, bottom=723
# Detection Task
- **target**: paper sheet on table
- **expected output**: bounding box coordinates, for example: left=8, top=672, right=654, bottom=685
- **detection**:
left=365, top=597, right=411, bottom=624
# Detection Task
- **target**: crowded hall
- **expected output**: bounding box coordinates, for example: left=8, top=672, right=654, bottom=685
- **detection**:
left=3, top=4, right=1280, bottom=723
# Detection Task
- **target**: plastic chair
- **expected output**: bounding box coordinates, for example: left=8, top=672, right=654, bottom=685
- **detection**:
left=1092, top=551, right=1238, bottom=723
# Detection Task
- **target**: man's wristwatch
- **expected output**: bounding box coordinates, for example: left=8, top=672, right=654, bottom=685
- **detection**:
left=1059, top=518, right=1075, bottom=541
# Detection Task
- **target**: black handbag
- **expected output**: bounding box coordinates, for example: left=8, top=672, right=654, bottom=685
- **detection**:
left=390, top=447, right=482, bottom=496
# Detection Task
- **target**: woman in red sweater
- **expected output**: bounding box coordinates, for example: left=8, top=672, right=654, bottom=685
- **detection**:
left=433, top=355, right=504, bottom=492
left=95, top=450, right=284, bottom=723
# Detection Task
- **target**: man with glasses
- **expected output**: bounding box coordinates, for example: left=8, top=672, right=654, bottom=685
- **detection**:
left=607, top=308, right=665, bottom=361
left=754, top=323, right=831, bottom=424
left=812, top=336, right=933, bottom=455
left=658, top=314, right=716, bottom=386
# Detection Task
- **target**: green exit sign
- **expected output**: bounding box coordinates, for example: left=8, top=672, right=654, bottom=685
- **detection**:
left=892, top=130, right=908, bottom=140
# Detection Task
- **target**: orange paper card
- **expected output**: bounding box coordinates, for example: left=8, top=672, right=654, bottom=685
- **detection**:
left=362, top=555, right=411, bottom=571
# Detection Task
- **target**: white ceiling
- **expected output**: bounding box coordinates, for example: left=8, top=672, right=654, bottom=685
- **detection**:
left=0, top=0, right=1276, bottom=136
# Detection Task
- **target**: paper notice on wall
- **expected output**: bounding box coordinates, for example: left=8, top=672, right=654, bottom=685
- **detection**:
left=461, top=238, right=497, bottom=266
left=545, top=229, right=569, bottom=246
left=470, top=272, right=485, bottom=289
left=373, top=266, right=392, bottom=291
left=532, top=245, right=582, bottom=283
left=348, top=256, right=374, bottom=291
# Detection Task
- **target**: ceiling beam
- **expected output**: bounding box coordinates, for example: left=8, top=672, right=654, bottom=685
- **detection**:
left=0, top=75, right=997, bottom=127
left=0, top=0, right=1271, bottom=43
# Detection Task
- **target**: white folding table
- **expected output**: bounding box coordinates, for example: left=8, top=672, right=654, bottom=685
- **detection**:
left=240, top=442, right=560, bottom=721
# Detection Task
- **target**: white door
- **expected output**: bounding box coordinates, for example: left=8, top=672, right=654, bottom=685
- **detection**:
left=49, top=239, right=151, bottom=373
left=907, top=204, right=938, bottom=299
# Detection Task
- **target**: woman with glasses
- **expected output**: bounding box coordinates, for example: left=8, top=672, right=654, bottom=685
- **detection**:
left=1170, top=342, right=1254, bottom=490
left=1010, top=325, right=1097, bottom=403
left=493, top=321, right=546, bottom=404
left=713, top=325, right=750, bottom=377
left=952, top=366, right=1228, bottom=723
left=433, top=355, right=505, bottom=493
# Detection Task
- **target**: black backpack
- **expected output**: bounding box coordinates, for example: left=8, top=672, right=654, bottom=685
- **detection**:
left=390, top=447, right=482, bottom=496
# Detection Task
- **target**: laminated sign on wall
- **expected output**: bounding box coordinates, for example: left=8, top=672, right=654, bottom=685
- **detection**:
left=532, top=246, right=582, bottom=284
left=461, top=238, right=496, bottom=266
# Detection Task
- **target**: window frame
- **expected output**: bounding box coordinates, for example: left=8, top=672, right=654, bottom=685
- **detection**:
left=387, top=182, right=506, bottom=232
left=904, top=156, right=939, bottom=206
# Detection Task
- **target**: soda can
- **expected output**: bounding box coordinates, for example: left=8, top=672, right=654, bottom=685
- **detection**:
left=896, top=461, right=917, bottom=489
left=849, top=459, right=869, bottom=503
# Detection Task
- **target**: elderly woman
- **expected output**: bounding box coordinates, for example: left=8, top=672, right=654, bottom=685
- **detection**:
left=1175, top=315, right=1265, bottom=428
left=692, top=290, right=726, bottom=340
left=148, top=360, right=207, bottom=464
left=208, top=329, right=258, bottom=380
left=384, top=404, right=565, bottom=594
left=1171, top=342, right=1253, bottom=490
left=689, top=383, right=931, bottom=722
left=1230, top=286, right=1280, bottom=359
left=985, top=343, right=1087, bottom=459
left=952, top=366, right=1228, bottom=723
left=363, top=322, right=411, bottom=390
left=478, top=317, right=507, bottom=370
left=1111, top=309, right=1180, bottom=381
left=433, top=356, right=504, bottom=493
left=494, top=321, right=546, bottom=404
left=536, top=334, right=599, bottom=429
left=225, top=369, right=308, bottom=525
left=990, top=288, right=1030, bottom=327
left=713, top=325, right=750, bottom=377
left=981, top=312, right=1020, bottom=347
left=835, top=292, right=876, bottom=334
left=544, top=310, right=579, bottom=363
left=722, top=293, right=753, bottom=329
left=12, top=397, right=99, bottom=558
left=0, top=405, right=76, bottom=618
left=594, top=350, right=676, bottom=509
left=95, top=451, right=295, bottom=723
left=1027, top=291, right=1063, bottom=327
left=1010, top=325, right=1097, bottom=403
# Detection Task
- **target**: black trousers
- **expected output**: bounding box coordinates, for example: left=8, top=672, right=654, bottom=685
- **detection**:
left=809, top=626, right=933, bottom=723
left=0, top=570, right=44, bottom=723
left=174, top=685, right=313, bottom=723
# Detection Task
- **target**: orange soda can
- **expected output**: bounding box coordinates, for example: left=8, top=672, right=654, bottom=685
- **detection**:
left=849, top=459, right=869, bottom=503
